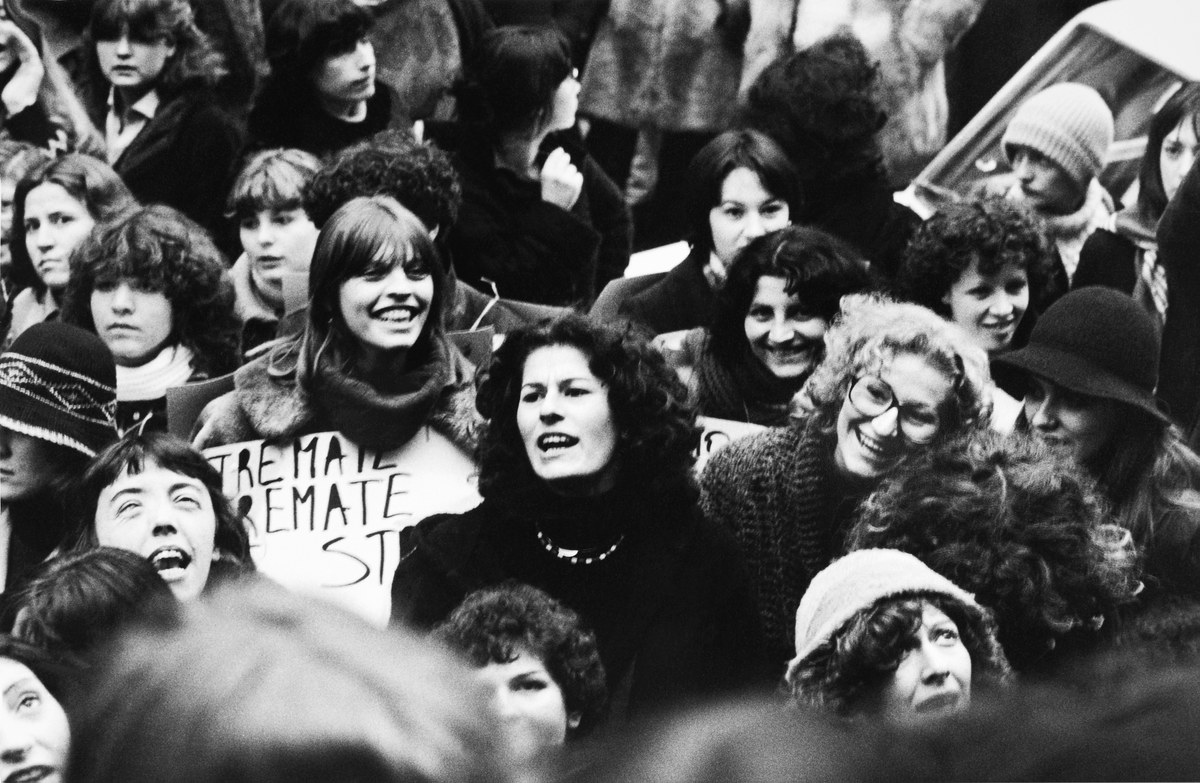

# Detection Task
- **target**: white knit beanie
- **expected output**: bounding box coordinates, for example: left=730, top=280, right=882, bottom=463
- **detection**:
left=784, top=549, right=980, bottom=687
left=1002, top=82, right=1114, bottom=191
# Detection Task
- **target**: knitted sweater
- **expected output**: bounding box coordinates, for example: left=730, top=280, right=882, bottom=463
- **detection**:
left=700, top=420, right=869, bottom=668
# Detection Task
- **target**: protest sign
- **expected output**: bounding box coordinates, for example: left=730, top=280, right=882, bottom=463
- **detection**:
left=204, top=429, right=479, bottom=626
left=693, top=416, right=767, bottom=474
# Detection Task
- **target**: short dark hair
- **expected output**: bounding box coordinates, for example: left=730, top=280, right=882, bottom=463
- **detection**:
left=474, top=313, right=698, bottom=498
left=62, top=204, right=241, bottom=378
left=262, top=0, right=371, bottom=99
left=895, top=197, right=1053, bottom=317
left=847, top=430, right=1142, bottom=671
left=790, top=593, right=1010, bottom=717
left=68, top=431, right=254, bottom=581
left=1139, top=83, right=1200, bottom=220
left=710, top=225, right=870, bottom=365
left=685, top=129, right=803, bottom=253
left=433, top=582, right=608, bottom=737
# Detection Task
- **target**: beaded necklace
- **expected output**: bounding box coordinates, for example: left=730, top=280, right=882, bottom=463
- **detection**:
left=535, top=526, right=625, bottom=566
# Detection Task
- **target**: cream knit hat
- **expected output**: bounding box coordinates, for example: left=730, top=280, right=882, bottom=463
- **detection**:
left=784, top=549, right=980, bottom=687
left=1002, top=82, right=1114, bottom=191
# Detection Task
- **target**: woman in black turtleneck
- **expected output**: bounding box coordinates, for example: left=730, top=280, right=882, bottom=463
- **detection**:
left=391, top=313, right=766, bottom=718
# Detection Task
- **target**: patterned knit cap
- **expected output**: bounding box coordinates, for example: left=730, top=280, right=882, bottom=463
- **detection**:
left=1002, top=82, right=1114, bottom=191
left=0, top=323, right=118, bottom=457
left=784, top=549, right=980, bottom=687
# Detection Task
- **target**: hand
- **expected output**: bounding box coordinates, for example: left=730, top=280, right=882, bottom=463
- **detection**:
left=0, top=20, right=43, bottom=117
left=540, top=147, right=583, bottom=210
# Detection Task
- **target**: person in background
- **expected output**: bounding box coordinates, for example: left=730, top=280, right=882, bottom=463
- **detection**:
left=66, top=581, right=516, bottom=783
left=0, top=636, right=71, bottom=783
left=785, top=549, right=1010, bottom=723
left=992, top=287, right=1200, bottom=604
left=0, top=141, right=50, bottom=294
left=80, top=0, right=243, bottom=245
left=62, top=205, right=239, bottom=432
left=5, top=153, right=137, bottom=346
left=225, top=147, right=322, bottom=358
left=700, top=293, right=990, bottom=667
left=2, top=547, right=178, bottom=663
left=0, top=323, right=118, bottom=590
left=619, top=129, right=802, bottom=336
left=66, top=430, right=254, bottom=602
left=1074, top=83, right=1200, bottom=329
left=991, top=81, right=1114, bottom=287
left=193, top=196, right=478, bottom=455
left=392, top=313, right=766, bottom=716
left=1158, top=139, right=1200, bottom=437
left=656, top=225, right=870, bottom=426
left=249, top=0, right=405, bottom=159
left=433, top=582, right=607, bottom=764
left=740, top=33, right=921, bottom=280
left=441, top=25, right=630, bottom=307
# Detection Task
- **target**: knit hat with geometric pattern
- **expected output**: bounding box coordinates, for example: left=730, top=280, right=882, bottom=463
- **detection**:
left=784, top=549, right=982, bottom=688
left=0, top=322, right=118, bottom=457
left=1002, top=82, right=1114, bottom=192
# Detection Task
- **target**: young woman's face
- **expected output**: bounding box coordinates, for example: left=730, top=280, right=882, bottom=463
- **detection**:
left=942, top=259, right=1029, bottom=355
left=834, top=353, right=955, bottom=482
left=23, top=183, right=95, bottom=293
left=1023, top=376, right=1119, bottom=465
left=94, top=31, right=175, bottom=96
left=337, top=257, right=434, bottom=364
left=311, top=38, right=376, bottom=108
left=709, top=167, right=789, bottom=266
left=89, top=279, right=174, bottom=367
left=517, top=345, right=619, bottom=496
left=743, top=275, right=827, bottom=380
left=0, top=657, right=70, bottom=783
left=473, top=649, right=572, bottom=762
left=1011, top=146, right=1083, bottom=215
left=239, top=207, right=319, bottom=312
left=0, top=428, right=58, bottom=503
left=1160, top=114, right=1200, bottom=204
left=544, top=68, right=580, bottom=133
left=878, top=603, right=972, bottom=724
left=93, top=460, right=217, bottom=601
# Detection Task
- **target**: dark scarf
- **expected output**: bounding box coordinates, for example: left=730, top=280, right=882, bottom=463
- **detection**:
left=690, top=330, right=804, bottom=426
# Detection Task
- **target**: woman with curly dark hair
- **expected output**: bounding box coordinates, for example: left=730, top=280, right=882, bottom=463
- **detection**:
left=433, top=582, right=607, bottom=762
left=63, top=204, right=239, bottom=432
left=785, top=549, right=1011, bottom=722
left=847, top=428, right=1142, bottom=673
left=740, top=33, right=920, bottom=280
left=65, top=429, right=255, bottom=601
left=701, top=293, right=992, bottom=668
left=993, top=287, right=1200, bottom=604
left=392, top=312, right=765, bottom=717
left=81, top=0, right=242, bottom=242
left=192, top=195, right=478, bottom=455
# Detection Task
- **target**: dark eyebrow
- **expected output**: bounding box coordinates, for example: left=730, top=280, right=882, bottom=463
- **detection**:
left=3, top=678, right=38, bottom=698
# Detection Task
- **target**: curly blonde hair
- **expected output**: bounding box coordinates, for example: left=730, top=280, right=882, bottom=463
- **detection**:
left=803, top=293, right=992, bottom=439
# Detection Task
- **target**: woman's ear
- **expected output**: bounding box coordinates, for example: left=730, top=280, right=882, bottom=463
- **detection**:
left=566, top=712, right=582, bottom=730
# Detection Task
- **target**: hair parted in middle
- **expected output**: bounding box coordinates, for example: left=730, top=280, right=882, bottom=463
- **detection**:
left=474, top=313, right=698, bottom=498
left=801, top=293, right=991, bottom=440
left=1138, top=82, right=1200, bottom=221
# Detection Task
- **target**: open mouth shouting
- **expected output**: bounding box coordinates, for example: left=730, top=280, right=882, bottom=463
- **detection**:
left=537, top=432, right=579, bottom=455
left=149, top=545, right=193, bottom=583
left=5, top=765, right=59, bottom=783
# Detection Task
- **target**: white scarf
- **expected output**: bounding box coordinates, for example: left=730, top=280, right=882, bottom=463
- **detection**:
left=116, top=344, right=196, bottom=402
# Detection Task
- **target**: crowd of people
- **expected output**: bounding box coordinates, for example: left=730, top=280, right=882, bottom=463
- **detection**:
left=0, top=0, right=1199, bottom=780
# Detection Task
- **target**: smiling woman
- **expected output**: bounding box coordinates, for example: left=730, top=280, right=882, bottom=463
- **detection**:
left=392, top=313, right=766, bottom=719
left=192, top=195, right=479, bottom=455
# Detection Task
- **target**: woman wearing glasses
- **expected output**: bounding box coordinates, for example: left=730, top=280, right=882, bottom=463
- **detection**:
left=701, top=293, right=991, bottom=667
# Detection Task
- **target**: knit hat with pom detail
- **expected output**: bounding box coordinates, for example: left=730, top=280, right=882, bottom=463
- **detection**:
left=784, top=549, right=981, bottom=688
left=0, top=323, right=118, bottom=457
left=1002, top=82, right=1114, bottom=192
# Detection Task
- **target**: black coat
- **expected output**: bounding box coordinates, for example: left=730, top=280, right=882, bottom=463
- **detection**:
left=390, top=481, right=768, bottom=716
left=1157, top=161, right=1200, bottom=432
left=618, top=244, right=715, bottom=335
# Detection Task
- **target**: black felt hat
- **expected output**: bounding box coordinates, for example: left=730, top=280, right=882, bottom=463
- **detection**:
left=992, top=287, right=1170, bottom=424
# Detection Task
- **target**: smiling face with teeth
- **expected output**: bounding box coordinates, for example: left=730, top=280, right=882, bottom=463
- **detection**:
left=516, top=345, right=620, bottom=496
left=92, top=460, right=217, bottom=601
left=338, top=252, right=434, bottom=372
left=833, top=353, right=954, bottom=482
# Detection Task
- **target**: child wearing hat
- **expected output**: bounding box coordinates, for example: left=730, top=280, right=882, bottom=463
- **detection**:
left=994, top=82, right=1115, bottom=284
left=0, top=322, right=118, bottom=588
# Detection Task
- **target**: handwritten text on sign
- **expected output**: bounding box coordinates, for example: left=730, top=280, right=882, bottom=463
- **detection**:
left=204, top=429, right=480, bottom=626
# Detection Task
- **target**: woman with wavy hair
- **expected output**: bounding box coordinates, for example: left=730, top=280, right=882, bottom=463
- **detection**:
left=847, top=429, right=1141, bottom=673
left=392, top=313, right=764, bottom=717
left=701, top=293, right=991, bottom=667
left=193, top=195, right=478, bottom=455
left=63, top=204, right=239, bottom=432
